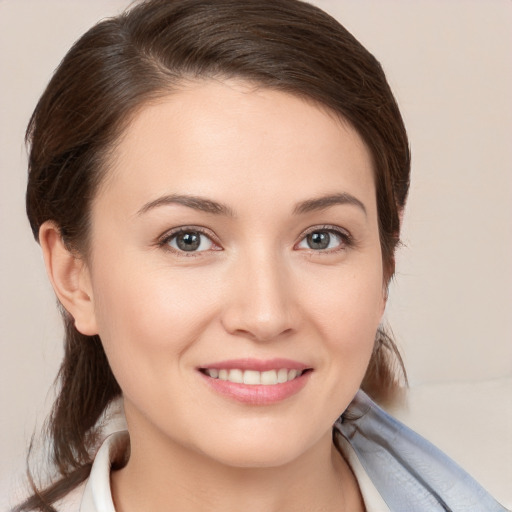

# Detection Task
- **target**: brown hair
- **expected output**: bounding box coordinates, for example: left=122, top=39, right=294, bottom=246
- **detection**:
left=17, top=0, right=410, bottom=509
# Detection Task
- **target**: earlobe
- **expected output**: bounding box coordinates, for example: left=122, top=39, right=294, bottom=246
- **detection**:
left=39, top=221, right=98, bottom=336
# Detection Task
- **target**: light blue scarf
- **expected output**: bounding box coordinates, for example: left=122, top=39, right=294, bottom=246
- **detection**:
left=334, top=390, right=508, bottom=511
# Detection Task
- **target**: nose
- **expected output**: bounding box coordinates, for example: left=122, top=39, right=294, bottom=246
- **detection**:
left=221, top=248, right=298, bottom=342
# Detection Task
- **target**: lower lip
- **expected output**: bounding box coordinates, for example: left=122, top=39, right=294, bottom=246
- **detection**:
left=199, top=371, right=311, bottom=405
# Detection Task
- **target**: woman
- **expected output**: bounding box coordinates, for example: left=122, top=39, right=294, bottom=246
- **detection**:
left=11, top=0, right=507, bottom=511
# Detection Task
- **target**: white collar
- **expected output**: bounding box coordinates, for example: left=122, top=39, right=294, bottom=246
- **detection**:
left=80, top=431, right=128, bottom=512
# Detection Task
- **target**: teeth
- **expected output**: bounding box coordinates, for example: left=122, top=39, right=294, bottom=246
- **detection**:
left=277, top=368, right=288, bottom=383
left=261, top=370, right=277, bottom=385
left=204, top=368, right=304, bottom=385
left=243, top=370, right=261, bottom=385
left=229, top=369, right=243, bottom=383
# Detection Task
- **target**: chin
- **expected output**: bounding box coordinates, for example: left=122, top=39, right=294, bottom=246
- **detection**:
left=206, top=444, right=304, bottom=469
left=193, top=424, right=326, bottom=469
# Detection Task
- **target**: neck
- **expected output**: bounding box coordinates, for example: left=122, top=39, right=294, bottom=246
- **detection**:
left=111, top=407, right=364, bottom=512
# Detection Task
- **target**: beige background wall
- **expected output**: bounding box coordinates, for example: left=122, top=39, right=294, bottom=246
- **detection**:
left=1, top=0, right=511, bottom=505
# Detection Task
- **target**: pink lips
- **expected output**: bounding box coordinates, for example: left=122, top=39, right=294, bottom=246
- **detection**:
left=198, top=358, right=312, bottom=405
left=200, top=358, right=309, bottom=372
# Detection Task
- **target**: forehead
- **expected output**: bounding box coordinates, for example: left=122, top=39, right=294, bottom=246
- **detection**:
left=97, top=79, right=376, bottom=217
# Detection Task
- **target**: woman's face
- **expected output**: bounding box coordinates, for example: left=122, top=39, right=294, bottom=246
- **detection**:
left=85, top=79, right=385, bottom=468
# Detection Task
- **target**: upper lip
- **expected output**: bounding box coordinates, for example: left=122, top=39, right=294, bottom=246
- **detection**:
left=198, top=358, right=311, bottom=372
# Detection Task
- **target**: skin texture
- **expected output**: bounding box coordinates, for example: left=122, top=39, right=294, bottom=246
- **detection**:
left=40, top=79, right=385, bottom=511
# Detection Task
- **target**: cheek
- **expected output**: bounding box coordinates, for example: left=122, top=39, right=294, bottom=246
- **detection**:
left=89, top=256, right=223, bottom=380
left=305, top=258, right=384, bottom=333
left=301, top=258, right=384, bottom=373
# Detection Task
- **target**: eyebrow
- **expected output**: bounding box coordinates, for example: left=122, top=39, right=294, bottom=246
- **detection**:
left=137, top=194, right=235, bottom=217
left=293, top=193, right=367, bottom=216
left=136, top=191, right=366, bottom=217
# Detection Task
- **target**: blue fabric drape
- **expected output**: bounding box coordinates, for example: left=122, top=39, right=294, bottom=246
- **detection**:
left=335, top=390, right=508, bottom=512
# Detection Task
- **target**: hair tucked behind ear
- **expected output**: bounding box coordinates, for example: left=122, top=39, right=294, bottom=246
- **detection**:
left=17, top=0, right=410, bottom=509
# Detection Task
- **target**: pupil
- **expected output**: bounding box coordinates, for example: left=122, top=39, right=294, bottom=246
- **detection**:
left=308, top=231, right=330, bottom=250
left=177, top=232, right=200, bottom=251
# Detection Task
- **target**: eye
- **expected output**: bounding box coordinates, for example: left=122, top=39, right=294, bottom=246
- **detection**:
left=163, top=229, right=217, bottom=253
left=296, top=227, right=350, bottom=252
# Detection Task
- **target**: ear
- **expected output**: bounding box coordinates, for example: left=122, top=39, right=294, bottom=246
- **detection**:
left=39, top=221, right=98, bottom=336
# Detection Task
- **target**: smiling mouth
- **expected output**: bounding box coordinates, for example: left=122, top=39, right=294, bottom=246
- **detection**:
left=199, top=368, right=311, bottom=385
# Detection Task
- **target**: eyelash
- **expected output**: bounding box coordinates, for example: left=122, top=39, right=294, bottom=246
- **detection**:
left=157, top=224, right=354, bottom=256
